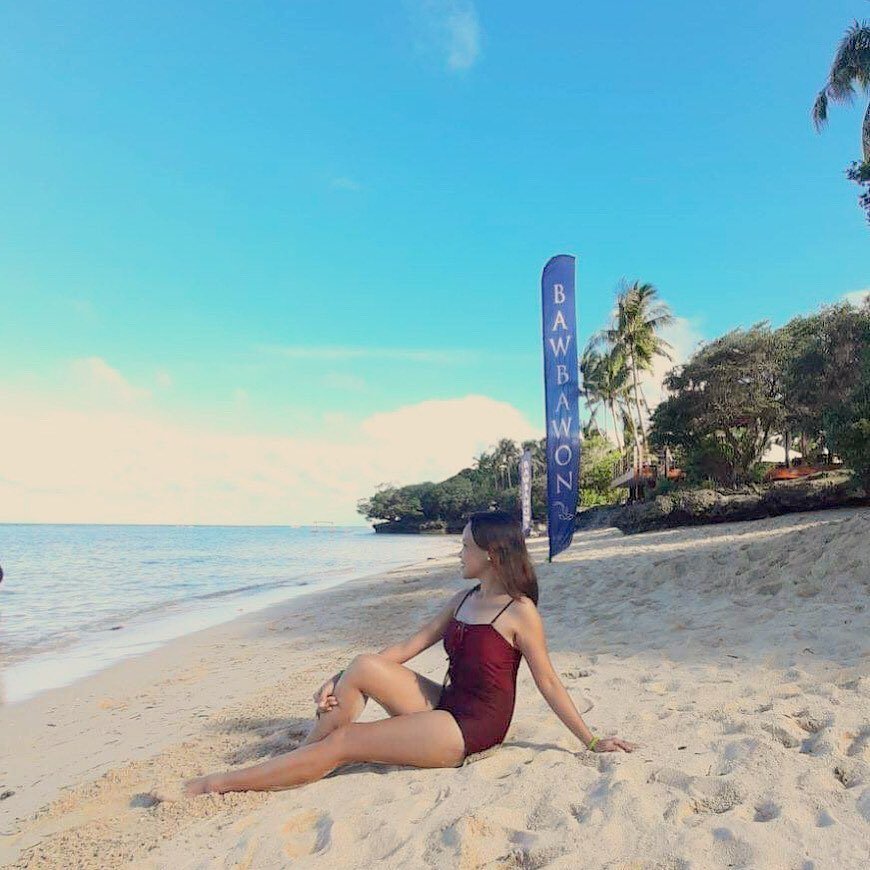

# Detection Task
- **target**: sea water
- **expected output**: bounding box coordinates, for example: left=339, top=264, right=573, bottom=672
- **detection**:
left=0, top=524, right=459, bottom=703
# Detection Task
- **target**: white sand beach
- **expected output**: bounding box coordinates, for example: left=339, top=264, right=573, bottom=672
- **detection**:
left=2, top=507, right=869, bottom=869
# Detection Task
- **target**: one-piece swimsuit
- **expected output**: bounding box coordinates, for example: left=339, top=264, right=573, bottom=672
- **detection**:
left=435, top=583, right=522, bottom=759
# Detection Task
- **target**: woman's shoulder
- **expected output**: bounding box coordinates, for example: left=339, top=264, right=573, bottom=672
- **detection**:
left=511, top=591, right=536, bottom=605
left=509, top=594, right=538, bottom=615
left=445, top=585, right=475, bottom=608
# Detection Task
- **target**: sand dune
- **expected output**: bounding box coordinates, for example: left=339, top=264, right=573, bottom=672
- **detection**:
left=2, top=507, right=868, bottom=869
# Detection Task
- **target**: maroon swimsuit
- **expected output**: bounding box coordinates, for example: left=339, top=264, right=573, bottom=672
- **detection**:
left=436, top=584, right=523, bottom=758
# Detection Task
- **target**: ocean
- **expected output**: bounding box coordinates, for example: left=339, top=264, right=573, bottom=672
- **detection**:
left=0, top=524, right=459, bottom=704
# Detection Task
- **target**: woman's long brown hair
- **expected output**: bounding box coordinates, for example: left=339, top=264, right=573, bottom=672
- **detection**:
left=469, top=511, right=539, bottom=605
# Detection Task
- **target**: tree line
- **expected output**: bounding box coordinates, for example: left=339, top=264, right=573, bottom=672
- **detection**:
left=358, top=291, right=869, bottom=529
left=356, top=434, right=622, bottom=529
left=651, top=299, right=870, bottom=490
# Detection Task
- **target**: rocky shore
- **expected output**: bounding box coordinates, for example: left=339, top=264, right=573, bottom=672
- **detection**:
left=577, top=471, right=866, bottom=535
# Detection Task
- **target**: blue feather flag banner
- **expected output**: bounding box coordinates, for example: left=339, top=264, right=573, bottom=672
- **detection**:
left=541, top=255, right=580, bottom=561
left=519, top=447, right=532, bottom=537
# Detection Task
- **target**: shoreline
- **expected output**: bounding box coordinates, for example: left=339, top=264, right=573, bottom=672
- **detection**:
left=2, top=509, right=868, bottom=868
left=0, top=532, right=459, bottom=705
left=0, top=541, right=467, bottom=837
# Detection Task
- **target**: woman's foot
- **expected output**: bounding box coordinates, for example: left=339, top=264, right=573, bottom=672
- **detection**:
left=148, top=779, right=189, bottom=803
left=183, top=774, right=216, bottom=797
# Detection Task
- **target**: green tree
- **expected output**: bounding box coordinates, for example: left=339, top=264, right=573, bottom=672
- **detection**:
left=650, top=325, right=786, bottom=485
left=579, top=433, right=622, bottom=505
left=357, top=482, right=431, bottom=522
left=420, top=476, right=477, bottom=521
left=781, top=299, right=870, bottom=488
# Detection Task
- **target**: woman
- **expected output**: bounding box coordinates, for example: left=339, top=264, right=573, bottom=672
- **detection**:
left=184, top=511, right=637, bottom=795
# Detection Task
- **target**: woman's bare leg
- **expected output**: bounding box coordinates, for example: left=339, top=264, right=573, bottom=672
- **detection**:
left=301, top=653, right=443, bottom=745
left=186, top=710, right=465, bottom=795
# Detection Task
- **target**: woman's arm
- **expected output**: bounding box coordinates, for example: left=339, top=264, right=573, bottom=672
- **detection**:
left=513, top=599, right=598, bottom=748
left=375, top=590, right=464, bottom=665
left=314, top=590, right=464, bottom=714
left=515, top=601, right=638, bottom=753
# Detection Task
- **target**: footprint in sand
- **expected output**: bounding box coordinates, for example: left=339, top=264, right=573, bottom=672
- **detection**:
left=712, top=737, right=762, bottom=775
left=843, top=726, right=870, bottom=759
left=789, top=710, right=826, bottom=734
left=648, top=766, right=743, bottom=815
left=708, top=826, right=754, bottom=868
left=751, top=799, right=781, bottom=822
left=424, top=814, right=501, bottom=868
left=760, top=721, right=802, bottom=749
left=816, top=807, right=837, bottom=827
left=832, top=762, right=866, bottom=790
left=281, top=808, right=332, bottom=859
left=835, top=675, right=867, bottom=693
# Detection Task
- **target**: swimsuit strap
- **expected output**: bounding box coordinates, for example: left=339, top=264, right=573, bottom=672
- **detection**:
left=454, top=583, right=482, bottom=620
left=489, top=597, right=515, bottom=626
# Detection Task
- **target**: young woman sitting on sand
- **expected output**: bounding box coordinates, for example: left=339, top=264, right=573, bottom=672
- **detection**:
left=184, top=511, right=637, bottom=796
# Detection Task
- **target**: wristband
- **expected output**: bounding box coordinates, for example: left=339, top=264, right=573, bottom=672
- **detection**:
left=587, top=735, right=600, bottom=752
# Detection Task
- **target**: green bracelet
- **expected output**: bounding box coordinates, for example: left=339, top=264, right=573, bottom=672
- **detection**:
left=587, top=735, right=600, bottom=752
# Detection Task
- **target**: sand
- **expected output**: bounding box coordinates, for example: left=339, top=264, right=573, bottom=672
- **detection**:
left=1, top=507, right=869, bottom=869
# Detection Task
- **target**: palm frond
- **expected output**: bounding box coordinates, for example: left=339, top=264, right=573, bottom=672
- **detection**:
left=645, top=313, right=676, bottom=330
left=828, top=71, right=856, bottom=103
left=813, top=20, right=870, bottom=132
left=812, top=89, right=829, bottom=130
left=834, top=20, right=870, bottom=74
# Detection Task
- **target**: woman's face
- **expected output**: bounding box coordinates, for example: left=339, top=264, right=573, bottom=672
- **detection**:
left=459, top=522, right=490, bottom=580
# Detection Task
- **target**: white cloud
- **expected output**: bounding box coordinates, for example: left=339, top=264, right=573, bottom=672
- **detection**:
left=361, top=395, right=539, bottom=483
left=330, top=176, right=362, bottom=192
left=843, top=288, right=869, bottom=307
left=637, top=315, right=705, bottom=412
left=155, top=369, right=173, bottom=389
left=0, top=370, right=540, bottom=525
left=68, top=357, right=150, bottom=404
left=414, top=1, right=481, bottom=72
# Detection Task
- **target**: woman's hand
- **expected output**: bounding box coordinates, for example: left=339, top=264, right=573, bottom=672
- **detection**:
left=312, top=678, right=340, bottom=717
left=591, top=736, right=638, bottom=752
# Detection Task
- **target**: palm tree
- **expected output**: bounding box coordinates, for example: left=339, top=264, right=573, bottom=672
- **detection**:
left=599, top=281, right=674, bottom=448
left=492, top=438, right=521, bottom=489
left=472, top=450, right=497, bottom=491
left=594, top=345, right=633, bottom=453
left=580, top=347, right=606, bottom=439
left=620, top=405, right=640, bottom=459
left=812, top=19, right=870, bottom=163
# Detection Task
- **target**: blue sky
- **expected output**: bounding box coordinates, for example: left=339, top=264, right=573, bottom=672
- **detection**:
left=1, top=1, right=868, bottom=524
